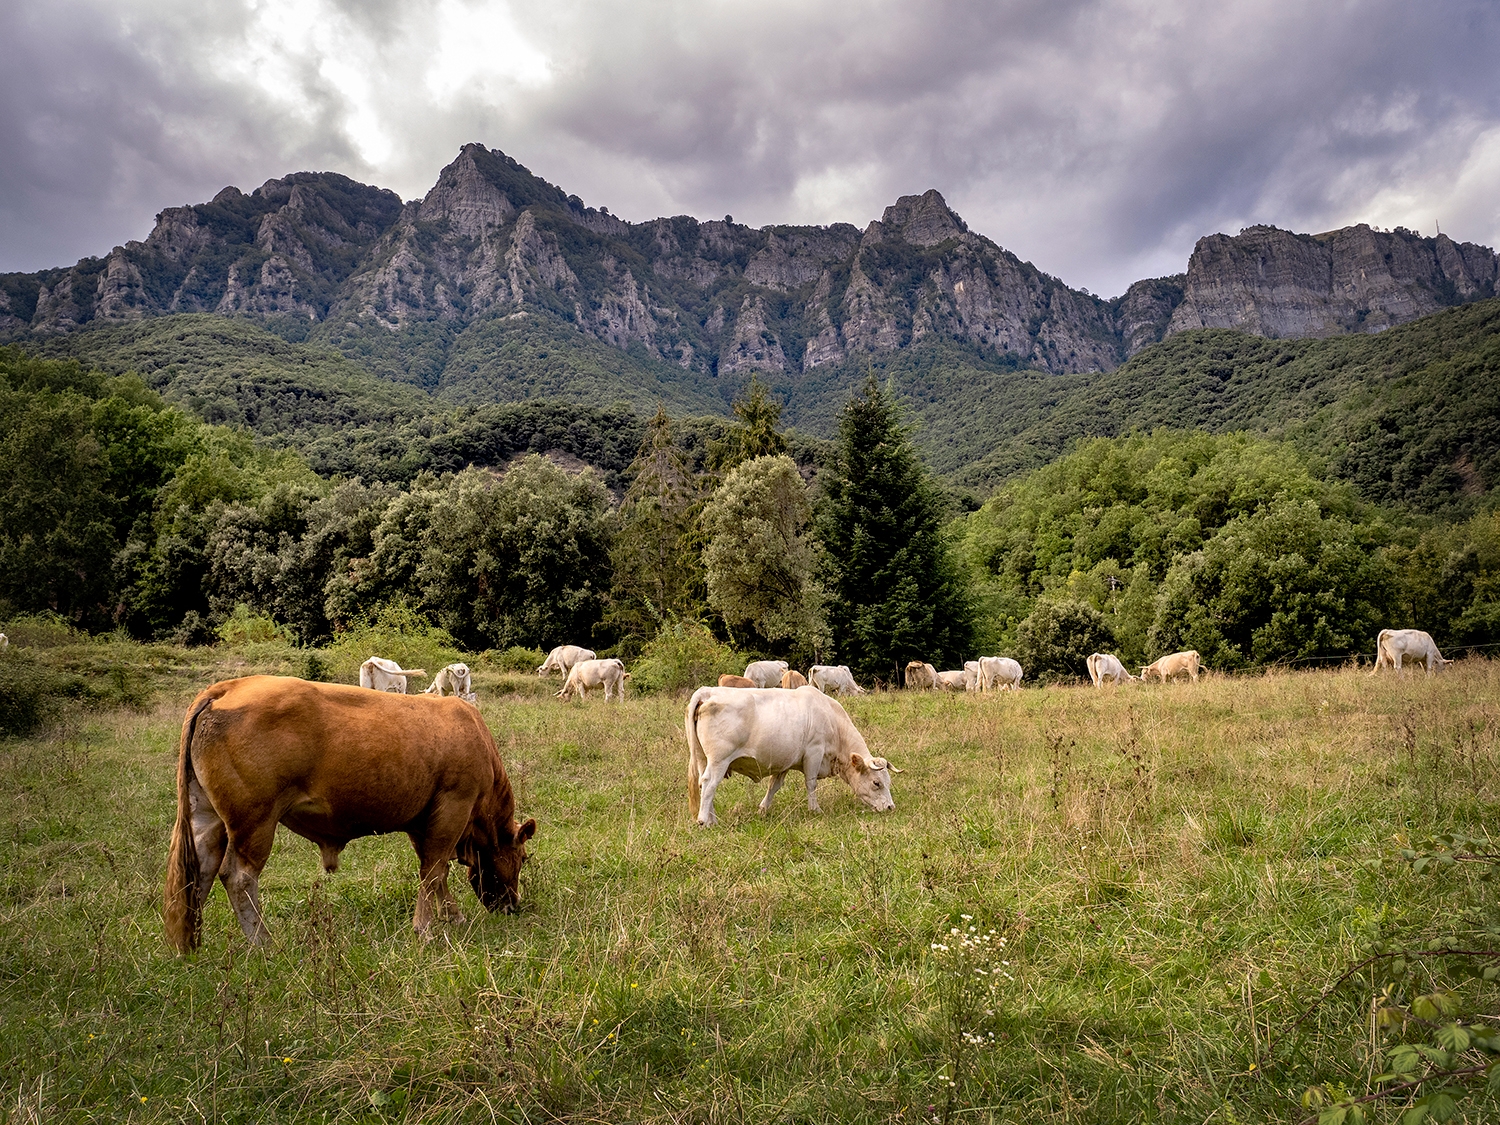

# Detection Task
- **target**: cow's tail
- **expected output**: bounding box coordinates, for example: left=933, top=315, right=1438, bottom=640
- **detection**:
left=164, top=692, right=215, bottom=954
left=1370, top=629, right=1392, bottom=675
left=685, top=689, right=708, bottom=820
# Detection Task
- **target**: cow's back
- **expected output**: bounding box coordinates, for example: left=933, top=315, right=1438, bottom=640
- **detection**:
left=191, top=676, right=497, bottom=828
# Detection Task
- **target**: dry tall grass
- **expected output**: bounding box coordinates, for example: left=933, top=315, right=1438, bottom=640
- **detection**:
left=2, top=657, right=1498, bottom=1122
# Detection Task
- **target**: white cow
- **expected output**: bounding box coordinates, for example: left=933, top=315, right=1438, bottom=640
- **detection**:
left=1140, top=650, right=1200, bottom=683
left=809, top=665, right=867, bottom=696
left=557, top=657, right=629, bottom=702
left=359, top=656, right=427, bottom=694
left=963, top=660, right=980, bottom=691
left=1086, top=653, right=1135, bottom=687
left=0, top=633, right=8, bottom=650
left=935, top=670, right=967, bottom=691
left=422, top=662, right=475, bottom=703
left=744, top=660, right=790, bottom=688
left=685, top=685, right=900, bottom=826
left=978, top=656, right=1023, bottom=692
left=904, top=661, right=939, bottom=690
left=537, top=645, right=596, bottom=677
left=1372, top=629, right=1450, bottom=676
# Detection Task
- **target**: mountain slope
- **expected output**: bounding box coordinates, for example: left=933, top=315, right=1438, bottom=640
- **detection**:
left=957, top=296, right=1500, bottom=515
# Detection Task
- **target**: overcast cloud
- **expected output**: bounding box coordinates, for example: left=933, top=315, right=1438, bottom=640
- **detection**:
left=3, top=0, right=1498, bottom=297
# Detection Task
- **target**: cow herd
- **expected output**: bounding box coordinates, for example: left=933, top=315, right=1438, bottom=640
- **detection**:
left=165, top=625, right=1457, bottom=950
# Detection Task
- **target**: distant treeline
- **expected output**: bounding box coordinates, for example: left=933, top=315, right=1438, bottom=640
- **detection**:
left=3, top=336, right=1498, bottom=683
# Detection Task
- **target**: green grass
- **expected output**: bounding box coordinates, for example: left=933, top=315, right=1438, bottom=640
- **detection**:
left=3, top=648, right=1500, bottom=1122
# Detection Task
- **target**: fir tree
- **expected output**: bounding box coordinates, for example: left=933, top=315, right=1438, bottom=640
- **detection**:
left=606, top=405, right=706, bottom=647
left=819, top=377, right=974, bottom=681
left=710, top=374, right=788, bottom=470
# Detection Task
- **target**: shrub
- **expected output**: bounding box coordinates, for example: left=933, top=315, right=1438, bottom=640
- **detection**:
left=1, top=612, right=85, bottom=649
left=0, top=651, right=87, bottom=735
left=629, top=620, right=745, bottom=695
left=1014, top=599, right=1115, bottom=683
left=323, top=600, right=466, bottom=686
left=493, top=646, right=547, bottom=673
left=216, top=603, right=296, bottom=645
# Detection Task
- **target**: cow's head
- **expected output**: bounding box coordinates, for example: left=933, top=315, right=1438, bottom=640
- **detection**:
left=848, top=751, right=900, bottom=812
left=461, top=792, right=537, bottom=912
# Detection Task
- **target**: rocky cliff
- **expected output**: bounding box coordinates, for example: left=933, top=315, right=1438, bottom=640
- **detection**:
left=1167, top=224, right=1498, bottom=339
left=4, top=145, right=1497, bottom=382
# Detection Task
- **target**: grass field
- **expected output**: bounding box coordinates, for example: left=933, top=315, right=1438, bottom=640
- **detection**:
left=3, top=648, right=1500, bottom=1123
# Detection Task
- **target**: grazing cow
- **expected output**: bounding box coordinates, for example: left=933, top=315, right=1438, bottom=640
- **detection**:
left=809, top=665, right=867, bottom=696
left=423, top=662, right=474, bottom=703
left=978, top=656, right=1023, bottom=692
left=0, top=633, right=8, bottom=649
left=537, top=646, right=595, bottom=677
left=904, top=661, right=939, bottom=690
left=1372, top=629, right=1450, bottom=676
left=1140, top=650, right=1201, bottom=683
left=718, top=674, right=756, bottom=688
left=557, top=658, right=629, bottom=702
left=162, top=676, right=535, bottom=951
left=360, top=656, right=427, bottom=694
left=1086, top=653, right=1135, bottom=688
left=780, top=669, right=808, bottom=689
left=963, top=660, right=980, bottom=691
left=685, top=685, right=901, bottom=826
left=935, top=670, right=967, bottom=690
left=744, top=660, right=790, bottom=688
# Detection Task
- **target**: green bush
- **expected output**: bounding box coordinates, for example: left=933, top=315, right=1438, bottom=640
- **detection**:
left=216, top=603, right=297, bottom=645
left=1, top=613, right=85, bottom=649
left=323, top=600, right=466, bottom=686
left=0, top=651, right=87, bottom=735
left=629, top=620, right=745, bottom=695
left=1014, top=599, right=1116, bottom=683
left=492, top=646, right=547, bottom=673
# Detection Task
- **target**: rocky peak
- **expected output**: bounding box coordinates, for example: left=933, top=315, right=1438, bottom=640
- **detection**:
left=415, top=144, right=518, bottom=238
left=877, top=189, right=969, bottom=247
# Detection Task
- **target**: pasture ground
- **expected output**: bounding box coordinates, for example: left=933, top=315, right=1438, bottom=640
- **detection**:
left=3, top=647, right=1499, bottom=1123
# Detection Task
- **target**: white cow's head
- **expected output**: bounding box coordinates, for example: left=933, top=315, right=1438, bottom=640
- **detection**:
left=848, top=752, right=901, bottom=812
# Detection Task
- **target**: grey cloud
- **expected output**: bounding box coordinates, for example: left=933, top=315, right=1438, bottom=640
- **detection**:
left=3, top=0, right=1498, bottom=298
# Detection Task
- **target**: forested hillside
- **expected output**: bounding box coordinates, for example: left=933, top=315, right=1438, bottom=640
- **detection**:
left=957, top=297, right=1500, bottom=514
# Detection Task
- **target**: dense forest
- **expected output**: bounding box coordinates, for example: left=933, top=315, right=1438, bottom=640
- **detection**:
left=4, top=294, right=1499, bottom=682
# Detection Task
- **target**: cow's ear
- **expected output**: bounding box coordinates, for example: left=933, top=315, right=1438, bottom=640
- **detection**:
left=516, top=818, right=537, bottom=844
left=849, top=752, right=869, bottom=773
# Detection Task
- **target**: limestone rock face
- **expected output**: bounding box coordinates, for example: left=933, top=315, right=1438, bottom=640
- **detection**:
left=8, top=144, right=1497, bottom=385
left=1168, top=224, right=1499, bottom=339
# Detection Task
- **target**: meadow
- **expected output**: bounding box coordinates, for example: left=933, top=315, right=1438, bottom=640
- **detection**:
left=3, top=646, right=1500, bottom=1123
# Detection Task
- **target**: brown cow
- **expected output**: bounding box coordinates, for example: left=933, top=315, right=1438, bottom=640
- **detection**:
left=163, top=676, right=536, bottom=952
left=780, top=669, right=808, bottom=689
left=719, top=674, right=756, bottom=687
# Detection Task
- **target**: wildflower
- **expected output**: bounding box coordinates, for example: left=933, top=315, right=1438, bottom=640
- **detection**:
left=140, top=1096, right=148, bottom=1103
left=630, top=982, right=638, bottom=989
left=283, top=1057, right=292, bottom=1064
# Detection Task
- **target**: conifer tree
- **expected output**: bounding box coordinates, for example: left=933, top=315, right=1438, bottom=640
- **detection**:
left=819, top=376, right=974, bottom=681
left=710, top=374, right=788, bottom=470
left=607, top=405, right=705, bottom=647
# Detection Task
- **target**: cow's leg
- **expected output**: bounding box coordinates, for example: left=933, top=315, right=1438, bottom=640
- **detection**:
left=804, top=771, right=821, bottom=812
left=411, top=803, right=472, bottom=934
left=695, top=759, right=735, bottom=827
left=188, top=775, right=228, bottom=908
left=219, top=820, right=276, bottom=946
left=759, top=772, right=787, bottom=813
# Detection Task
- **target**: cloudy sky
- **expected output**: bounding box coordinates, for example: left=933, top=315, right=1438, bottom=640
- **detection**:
left=3, top=0, right=1498, bottom=297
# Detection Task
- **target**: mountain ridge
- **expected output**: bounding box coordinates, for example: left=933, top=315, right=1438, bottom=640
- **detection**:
left=2, top=143, right=1496, bottom=396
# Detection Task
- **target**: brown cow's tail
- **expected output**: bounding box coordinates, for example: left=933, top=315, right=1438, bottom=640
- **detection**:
left=685, top=689, right=708, bottom=820
left=163, top=693, right=215, bottom=953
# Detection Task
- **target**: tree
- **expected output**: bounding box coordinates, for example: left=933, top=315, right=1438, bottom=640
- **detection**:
left=710, top=374, right=788, bottom=470
left=819, top=376, right=974, bottom=681
left=1014, top=599, right=1115, bottom=682
left=701, top=454, right=825, bottom=657
left=418, top=458, right=613, bottom=650
left=607, top=406, right=705, bottom=648
left=1150, top=498, right=1394, bottom=667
